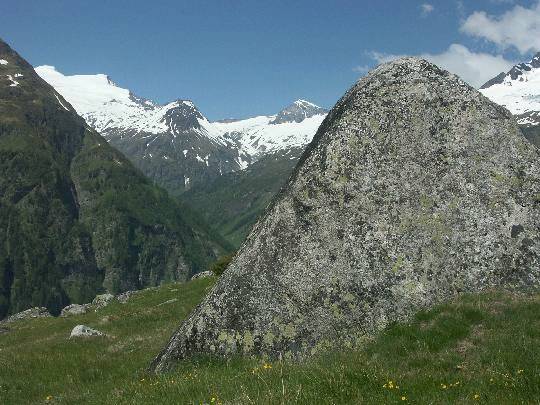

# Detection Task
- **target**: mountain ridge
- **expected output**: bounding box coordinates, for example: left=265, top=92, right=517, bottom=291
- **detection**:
left=36, top=65, right=328, bottom=195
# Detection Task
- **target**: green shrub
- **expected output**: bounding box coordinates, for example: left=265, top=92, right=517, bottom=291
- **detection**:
left=210, top=254, right=235, bottom=276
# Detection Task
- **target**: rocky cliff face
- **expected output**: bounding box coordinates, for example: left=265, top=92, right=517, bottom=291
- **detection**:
left=151, top=58, right=540, bottom=372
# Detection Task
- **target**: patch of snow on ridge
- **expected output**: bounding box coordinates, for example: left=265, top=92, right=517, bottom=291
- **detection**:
left=0, top=60, right=8, bottom=65
left=206, top=113, right=326, bottom=159
left=54, top=94, right=70, bottom=111
left=6, top=75, right=19, bottom=87
left=481, top=70, right=540, bottom=117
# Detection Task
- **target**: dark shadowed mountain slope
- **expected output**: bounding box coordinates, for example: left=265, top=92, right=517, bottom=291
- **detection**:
left=0, top=39, right=228, bottom=318
left=182, top=147, right=303, bottom=248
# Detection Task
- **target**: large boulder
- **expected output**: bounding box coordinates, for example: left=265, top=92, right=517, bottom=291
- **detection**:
left=151, top=58, right=540, bottom=372
left=116, top=291, right=137, bottom=304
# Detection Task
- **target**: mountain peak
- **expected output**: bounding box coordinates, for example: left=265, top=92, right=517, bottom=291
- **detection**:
left=480, top=53, right=540, bottom=123
left=481, top=52, right=540, bottom=90
left=270, top=99, right=327, bottom=125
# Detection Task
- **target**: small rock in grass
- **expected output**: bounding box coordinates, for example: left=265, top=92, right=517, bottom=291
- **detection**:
left=70, top=325, right=104, bottom=338
left=157, top=298, right=178, bottom=307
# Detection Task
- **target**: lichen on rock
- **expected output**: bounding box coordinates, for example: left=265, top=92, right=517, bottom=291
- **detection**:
left=151, top=57, right=540, bottom=372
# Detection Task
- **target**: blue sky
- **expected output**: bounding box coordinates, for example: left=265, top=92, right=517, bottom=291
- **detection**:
left=2, top=0, right=539, bottom=119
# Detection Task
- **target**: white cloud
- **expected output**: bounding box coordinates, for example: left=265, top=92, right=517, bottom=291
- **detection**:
left=421, top=3, right=434, bottom=16
left=363, top=44, right=514, bottom=88
left=460, top=2, right=540, bottom=54
left=352, top=65, right=372, bottom=74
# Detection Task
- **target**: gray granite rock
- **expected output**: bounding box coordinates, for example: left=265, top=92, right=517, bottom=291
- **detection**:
left=2, top=307, right=51, bottom=324
left=92, top=293, right=115, bottom=309
left=191, top=271, right=214, bottom=280
left=60, top=304, right=89, bottom=317
left=116, top=291, right=137, bottom=304
left=70, top=325, right=104, bottom=338
left=151, top=58, right=540, bottom=372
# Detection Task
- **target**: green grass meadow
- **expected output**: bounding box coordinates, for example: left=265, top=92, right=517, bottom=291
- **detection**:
left=0, top=277, right=538, bottom=404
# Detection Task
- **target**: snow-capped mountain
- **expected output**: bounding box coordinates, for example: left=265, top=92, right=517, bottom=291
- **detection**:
left=480, top=52, right=540, bottom=128
left=213, top=101, right=327, bottom=164
left=36, top=65, right=327, bottom=194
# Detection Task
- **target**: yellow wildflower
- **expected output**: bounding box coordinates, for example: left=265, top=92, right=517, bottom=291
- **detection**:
left=517, top=369, right=524, bottom=374
left=401, top=396, right=407, bottom=401
left=45, top=396, right=53, bottom=402
left=474, top=394, right=480, bottom=400
left=441, top=384, right=447, bottom=389
left=263, top=363, right=272, bottom=369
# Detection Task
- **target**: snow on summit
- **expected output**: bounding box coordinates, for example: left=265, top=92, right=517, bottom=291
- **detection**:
left=35, top=65, right=182, bottom=135
left=36, top=65, right=328, bottom=167
left=480, top=53, right=540, bottom=125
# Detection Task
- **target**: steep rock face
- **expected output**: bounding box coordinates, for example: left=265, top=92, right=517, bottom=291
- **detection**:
left=151, top=58, right=540, bottom=372
left=0, top=39, right=226, bottom=318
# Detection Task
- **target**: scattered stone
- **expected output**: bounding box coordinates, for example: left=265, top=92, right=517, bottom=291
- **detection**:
left=60, top=304, right=89, bottom=317
left=69, top=325, right=104, bottom=338
left=151, top=57, right=540, bottom=372
left=92, top=293, right=115, bottom=309
left=117, top=291, right=137, bottom=304
left=156, top=298, right=178, bottom=307
left=2, top=307, right=51, bottom=324
left=191, top=271, right=214, bottom=280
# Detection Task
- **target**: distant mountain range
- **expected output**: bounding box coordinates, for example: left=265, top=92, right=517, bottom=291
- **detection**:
left=37, top=53, right=540, bottom=249
left=36, top=66, right=327, bottom=195
left=480, top=52, right=540, bottom=147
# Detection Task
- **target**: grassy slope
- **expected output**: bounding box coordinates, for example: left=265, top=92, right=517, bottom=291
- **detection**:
left=182, top=150, right=300, bottom=248
left=0, top=279, right=538, bottom=404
